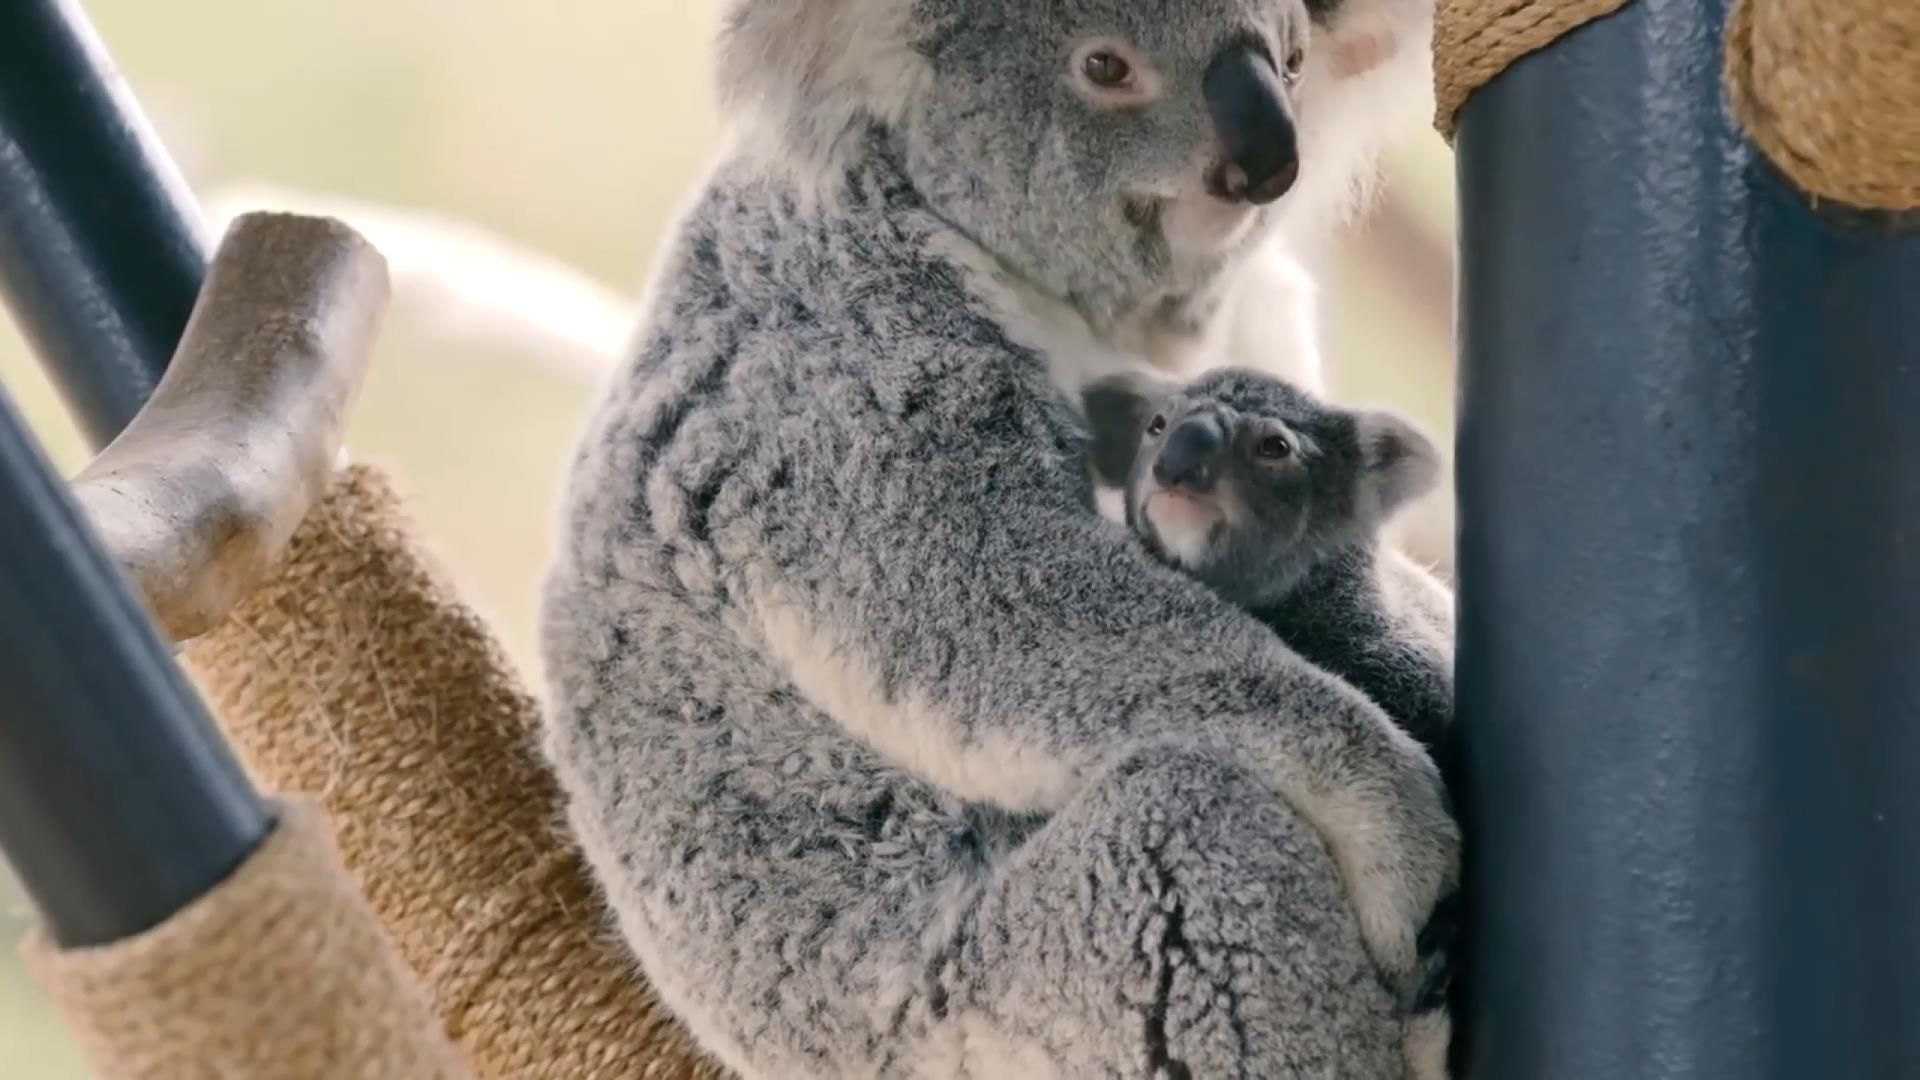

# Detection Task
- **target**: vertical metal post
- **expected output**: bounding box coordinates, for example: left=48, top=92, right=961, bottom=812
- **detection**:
left=0, top=0, right=269, bottom=948
left=0, top=381, right=269, bottom=948
left=1451, top=2, right=1920, bottom=1078
left=0, top=0, right=208, bottom=447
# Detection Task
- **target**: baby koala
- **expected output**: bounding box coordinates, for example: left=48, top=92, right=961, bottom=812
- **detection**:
left=1082, top=366, right=1453, bottom=758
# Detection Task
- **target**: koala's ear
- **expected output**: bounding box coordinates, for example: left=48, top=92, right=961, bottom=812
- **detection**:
left=1081, top=372, right=1174, bottom=488
left=715, top=0, right=927, bottom=172
left=1354, top=409, right=1442, bottom=519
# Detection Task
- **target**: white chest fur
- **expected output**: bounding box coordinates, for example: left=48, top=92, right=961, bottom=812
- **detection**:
left=940, top=232, right=1329, bottom=526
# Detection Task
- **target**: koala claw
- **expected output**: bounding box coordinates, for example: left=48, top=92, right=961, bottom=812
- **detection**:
left=1322, top=750, right=1460, bottom=1001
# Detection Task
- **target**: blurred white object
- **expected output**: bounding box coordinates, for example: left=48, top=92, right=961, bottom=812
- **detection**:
left=203, top=181, right=634, bottom=383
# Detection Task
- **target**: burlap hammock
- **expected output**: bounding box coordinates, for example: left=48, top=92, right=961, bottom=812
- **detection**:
left=18, top=2, right=1918, bottom=1077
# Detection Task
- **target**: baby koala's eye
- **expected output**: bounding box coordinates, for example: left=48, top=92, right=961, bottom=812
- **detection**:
left=1081, top=50, right=1134, bottom=88
left=1256, top=434, right=1293, bottom=459
left=1283, top=47, right=1305, bottom=81
left=1145, top=414, right=1168, bottom=436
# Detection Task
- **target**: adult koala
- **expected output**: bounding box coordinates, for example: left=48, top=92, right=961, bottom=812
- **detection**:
left=540, top=1, right=1456, bottom=1077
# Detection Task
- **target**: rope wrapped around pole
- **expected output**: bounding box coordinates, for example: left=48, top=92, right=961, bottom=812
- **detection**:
left=182, top=465, right=727, bottom=1080
left=1433, top=0, right=1632, bottom=140
left=20, top=800, right=470, bottom=1079
left=1436, top=0, right=1920, bottom=213
left=1725, top=0, right=1920, bottom=211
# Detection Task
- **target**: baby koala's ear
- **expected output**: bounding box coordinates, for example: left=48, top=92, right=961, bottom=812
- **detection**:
left=1355, top=408, right=1442, bottom=520
left=1081, top=371, right=1175, bottom=488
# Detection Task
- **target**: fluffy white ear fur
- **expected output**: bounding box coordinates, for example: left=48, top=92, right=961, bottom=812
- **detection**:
left=1216, top=0, right=1436, bottom=397
left=1290, top=0, right=1437, bottom=254
left=714, top=0, right=928, bottom=175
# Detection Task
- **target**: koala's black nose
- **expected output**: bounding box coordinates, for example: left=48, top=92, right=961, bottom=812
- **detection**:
left=1153, top=415, right=1227, bottom=492
left=1202, top=42, right=1300, bottom=205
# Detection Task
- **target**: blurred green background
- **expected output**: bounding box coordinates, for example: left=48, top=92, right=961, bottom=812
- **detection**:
left=0, top=2, right=1459, bottom=1073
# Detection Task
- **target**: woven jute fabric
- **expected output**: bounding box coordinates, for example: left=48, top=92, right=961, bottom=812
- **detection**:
left=182, top=465, right=727, bottom=1080
left=1726, top=0, right=1920, bottom=211
left=20, top=799, right=470, bottom=1080
left=1433, top=0, right=1633, bottom=140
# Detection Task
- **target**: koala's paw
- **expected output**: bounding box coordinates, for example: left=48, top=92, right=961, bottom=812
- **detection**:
left=1404, top=1006, right=1453, bottom=1080
left=1299, top=741, right=1460, bottom=1000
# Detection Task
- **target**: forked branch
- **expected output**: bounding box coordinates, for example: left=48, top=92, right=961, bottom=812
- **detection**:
left=72, top=212, right=388, bottom=641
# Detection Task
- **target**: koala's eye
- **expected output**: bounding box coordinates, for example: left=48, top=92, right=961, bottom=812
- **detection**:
left=1256, top=434, right=1293, bottom=459
left=1284, top=47, right=1306, bottom=80
left=1081, top=50, right=1133, bottom=88
left=1067, top=40, right=1161, bottom=105
left=1146, top=414, right=1168, bottom=436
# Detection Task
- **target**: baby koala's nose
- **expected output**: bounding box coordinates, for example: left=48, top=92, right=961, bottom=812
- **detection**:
left=1153, top=415, right=1226, bottom=491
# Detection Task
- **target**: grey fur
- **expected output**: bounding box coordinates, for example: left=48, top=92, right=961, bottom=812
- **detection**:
left=541, top=2, right=1453, bottom=1077
left=1086, top=368, right=1461, bottom=1015
left=1082, top=366, right=1453, bottom=761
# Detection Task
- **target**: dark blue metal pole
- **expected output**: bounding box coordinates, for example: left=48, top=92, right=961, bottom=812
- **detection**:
left=0, top=0, right=270, bottom=948
left=0, top=381, right=269, bottom=948
left=0, top=0, right=208, bottom=448
left=1452, top=2, right=1920, bottom=1078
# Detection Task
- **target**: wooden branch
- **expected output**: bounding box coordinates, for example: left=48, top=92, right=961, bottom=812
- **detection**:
left=72, top=212, right=388, bottom=642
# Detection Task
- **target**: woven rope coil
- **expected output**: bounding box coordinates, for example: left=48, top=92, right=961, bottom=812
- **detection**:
left=182, top=465, right=727, bottom=1080
left=1432, top=0, right=1632, bottom=139
left=21, top=799, right=471, bottom=1079
left=1725, top=0, right=1920, bottom=211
